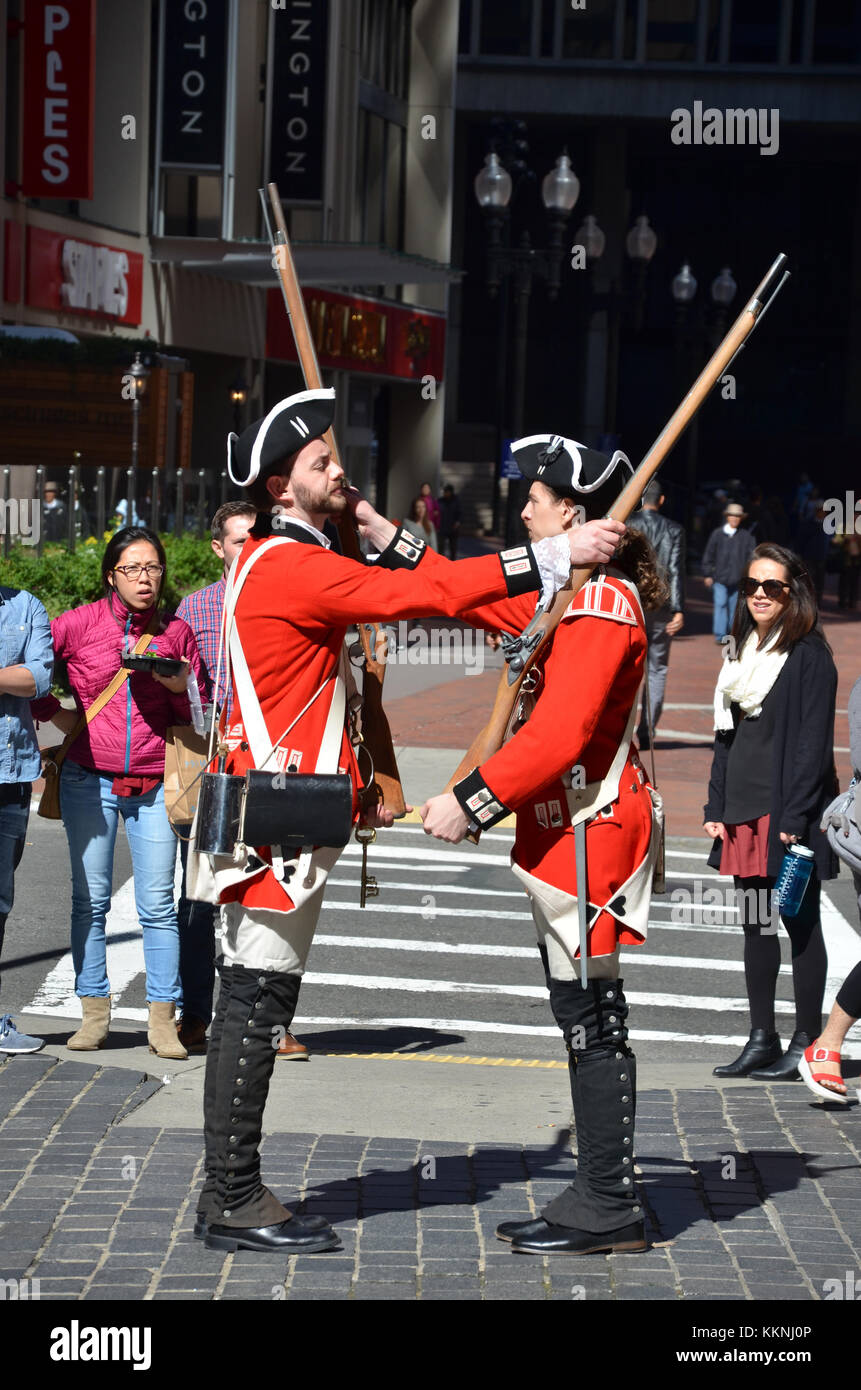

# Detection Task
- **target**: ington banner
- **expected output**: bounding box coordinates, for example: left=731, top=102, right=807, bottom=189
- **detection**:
left=160, top=0, right=229, bottom=169
left=268, top=0, right=329, bottom=204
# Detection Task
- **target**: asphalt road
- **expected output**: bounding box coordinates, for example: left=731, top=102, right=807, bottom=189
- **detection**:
left=6, top=812, right=861, bottom=1068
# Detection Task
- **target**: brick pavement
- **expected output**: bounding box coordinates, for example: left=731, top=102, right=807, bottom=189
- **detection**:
left=2, top=1053, right=859, bottom=1301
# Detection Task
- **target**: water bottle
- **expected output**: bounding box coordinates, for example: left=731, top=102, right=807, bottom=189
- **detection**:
left=773, top=844, right=814, bottom=917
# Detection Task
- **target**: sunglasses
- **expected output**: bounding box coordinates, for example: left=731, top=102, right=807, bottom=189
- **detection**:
left=741, top=577, right=791, bottom=599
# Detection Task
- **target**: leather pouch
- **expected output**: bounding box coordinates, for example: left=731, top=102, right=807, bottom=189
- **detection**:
left=240, top=770, right=353, bottom=850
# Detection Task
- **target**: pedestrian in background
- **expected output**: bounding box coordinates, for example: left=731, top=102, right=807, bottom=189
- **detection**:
left=403, top=496, right=438, bottom=552
left=438, top=483, right=461, bottom=560
left=703, top=543, right=838, bottom=1080
left=628, top=477, right=685, bottom=749
left=419, top=482, right=440, bottom=531
left=802, top=672, right=861, bottom=1101
left=174, top=502, right=261, bottom=1055
left=32, top=527, right=207, bottom=1059
left=701, top=501, right=755, bottom=642
left=0, top=584, right=53, bottom=1055
left=42, top=482, right=67, bottom=544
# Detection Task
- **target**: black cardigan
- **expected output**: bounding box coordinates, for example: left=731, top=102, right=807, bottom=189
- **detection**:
left=704, top=632, right=839, bottom=880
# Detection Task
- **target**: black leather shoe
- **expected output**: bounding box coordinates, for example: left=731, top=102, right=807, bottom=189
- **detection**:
left=713, top=1029, right=781, bottom=1078
left=511, top=1219, right=646, bottom=1256
left=496, top=1216, right=551, bottom=1244
left=205, top=1214, right=338, bottom=1253
left=748, top=1029, right=813, bottom=1081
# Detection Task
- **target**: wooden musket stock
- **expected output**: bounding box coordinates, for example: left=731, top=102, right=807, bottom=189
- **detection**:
left=444, top=252, right=790, bottom=802
left=261, top=183, right=406, bottom=815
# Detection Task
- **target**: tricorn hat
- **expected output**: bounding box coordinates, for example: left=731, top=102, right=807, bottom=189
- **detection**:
left=227, top=388, right=336, bottom=487
left=511, top=434, right=633, bottom=520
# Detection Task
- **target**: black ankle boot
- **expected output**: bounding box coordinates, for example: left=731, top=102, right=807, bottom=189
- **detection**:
left=748, top=1029, right=814, bottom=1081
left=713, top=1029, right=782, bottom=1078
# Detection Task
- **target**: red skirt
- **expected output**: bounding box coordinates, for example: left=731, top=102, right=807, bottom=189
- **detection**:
left=720, top=814, right=770, bottom=878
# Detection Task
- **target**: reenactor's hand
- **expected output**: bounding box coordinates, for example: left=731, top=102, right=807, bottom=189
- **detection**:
left=568, top=519, right=625, bottom=568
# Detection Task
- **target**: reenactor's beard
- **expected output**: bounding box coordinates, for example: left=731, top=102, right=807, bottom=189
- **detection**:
left=290, top=480, right=349, bottom=516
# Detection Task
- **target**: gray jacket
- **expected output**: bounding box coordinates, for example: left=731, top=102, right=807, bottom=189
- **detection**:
left=628, top=507, right=686, bottom=613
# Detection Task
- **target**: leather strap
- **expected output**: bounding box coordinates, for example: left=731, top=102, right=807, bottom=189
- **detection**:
left=51, top=618, right=158, bottom=770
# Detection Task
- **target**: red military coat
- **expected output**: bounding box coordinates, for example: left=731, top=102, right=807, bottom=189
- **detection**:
left=458, top=570, right=655, bottom=958
left=218, top=516, right=545, bottom=913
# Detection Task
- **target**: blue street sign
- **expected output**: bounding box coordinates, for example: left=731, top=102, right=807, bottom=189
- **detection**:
left=500, top=438, right=521, bottom=480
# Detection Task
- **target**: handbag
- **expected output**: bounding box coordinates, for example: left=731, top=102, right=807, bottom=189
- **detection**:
left=821, top=776, right=861, bottom=874
left=38, top=621, right=157, bottom=820
left=164, top=724, right=211, bottom=830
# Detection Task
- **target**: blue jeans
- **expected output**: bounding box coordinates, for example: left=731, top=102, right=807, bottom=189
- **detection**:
left=60, top=762, right=180, bottom=1002
left=712, top=582, right=738, bottom=640
left=0, top=782, right=31, bottom=999
left=177, top=835, right=216, bottom=1025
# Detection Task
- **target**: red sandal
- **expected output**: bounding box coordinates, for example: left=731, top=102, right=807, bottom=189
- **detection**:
left=799, top=1043, right=848, bottom=1104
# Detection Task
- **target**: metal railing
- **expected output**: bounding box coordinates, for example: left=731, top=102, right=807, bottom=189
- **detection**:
left=9, top=467, right=235, bottom=558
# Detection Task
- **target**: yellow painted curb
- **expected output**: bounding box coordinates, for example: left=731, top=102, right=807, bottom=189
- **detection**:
left=323, top=1051, right=565, bottom=1069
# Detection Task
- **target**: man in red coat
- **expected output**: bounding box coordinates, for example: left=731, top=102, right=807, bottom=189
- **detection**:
left=194, top=393, right=625, bottom=1256
left=422, top=433, right=662, bottom=1256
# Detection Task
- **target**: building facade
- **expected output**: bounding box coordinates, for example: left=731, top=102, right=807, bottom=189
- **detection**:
left=448, top=0, right=861, bottom=532
left=1, top=0, right=459, bottom=522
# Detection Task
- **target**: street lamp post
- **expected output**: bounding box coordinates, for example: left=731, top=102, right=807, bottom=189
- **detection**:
left=474, top=144, right=580, bottom=544
left=672, top=264, right=699, bottom=531
left=128, top=351, right=149, bottom=491
left=229, top=375, right=248, bottom=435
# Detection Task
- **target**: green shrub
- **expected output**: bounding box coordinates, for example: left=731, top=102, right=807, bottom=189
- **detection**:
left=0, top=534, right=221, bottom=619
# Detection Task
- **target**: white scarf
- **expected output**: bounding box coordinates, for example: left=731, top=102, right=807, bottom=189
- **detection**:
left=713, top=629, right=788, bottom=731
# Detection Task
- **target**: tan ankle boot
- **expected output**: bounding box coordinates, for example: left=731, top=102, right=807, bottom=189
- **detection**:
left=67, top=996, right=111, bottom=1050
left=148, top=1001, right=188, bottom=1059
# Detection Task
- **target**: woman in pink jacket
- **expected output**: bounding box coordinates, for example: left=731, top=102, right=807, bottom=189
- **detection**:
left=33, top=527, right=207, bottom=1058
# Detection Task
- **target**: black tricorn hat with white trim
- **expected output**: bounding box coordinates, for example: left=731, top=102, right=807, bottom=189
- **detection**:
left=511, top=433, right=633, bottom=520
left=227, top=387, right=336, bottom=488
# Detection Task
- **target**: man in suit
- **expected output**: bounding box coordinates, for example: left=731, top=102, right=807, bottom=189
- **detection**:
left=628, top=478, right=686, bottom=749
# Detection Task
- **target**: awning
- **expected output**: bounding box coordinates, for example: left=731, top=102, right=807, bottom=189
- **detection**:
left=149, top=238, right=463, bottom=288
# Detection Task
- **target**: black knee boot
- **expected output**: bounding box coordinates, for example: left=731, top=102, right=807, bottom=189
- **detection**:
left=196, top=961, right=234, bottom=1233
left=207, top=964, right=300, bottom=1230
left=502, top=978, right=646, bottom=1253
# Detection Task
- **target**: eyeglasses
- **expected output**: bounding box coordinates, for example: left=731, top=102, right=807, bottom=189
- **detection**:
left=113, top=564, right=165, bottom=579
left=741, top=577, right=791, bottom=599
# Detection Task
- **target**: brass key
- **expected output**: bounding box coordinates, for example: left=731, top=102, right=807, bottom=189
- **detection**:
left=355, top=825, right=379, bottom=908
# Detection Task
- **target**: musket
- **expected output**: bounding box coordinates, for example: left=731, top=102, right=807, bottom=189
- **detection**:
left=260, top=182, right=406, bottom=819
left=445, top=252, right=791, bottom=808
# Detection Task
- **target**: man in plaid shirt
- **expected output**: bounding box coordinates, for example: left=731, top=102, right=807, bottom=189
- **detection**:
left=175, top=504, right=260, bottom=1053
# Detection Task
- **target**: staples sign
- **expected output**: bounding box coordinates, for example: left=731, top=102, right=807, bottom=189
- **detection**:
left=21, top=1, right=96, bottom=199
left=26, top=228, right=144, bottom=324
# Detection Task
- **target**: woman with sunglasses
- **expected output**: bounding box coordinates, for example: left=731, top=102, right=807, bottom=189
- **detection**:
left=32, top=528, right=207, bottom=1058
left=704, top=543, right=838, bottom=1079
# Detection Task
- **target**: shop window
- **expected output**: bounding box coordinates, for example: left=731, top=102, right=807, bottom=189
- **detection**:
left=540, top=0, right=556, bottom=56
left=458, top=0, right=474, bottom=54
left=729, top=0, right=781, bottom=63
left=360, top=0, right=411, bottom=99
left=356, top=110, right=404, bottom=252
left=646, top=0, right=698, bottom=62
left=162, top=173, right=222, bottom=238
left=479, top=0, right=534, bottom=56
left=813, top=0, right=861, bottom=63
left=562, top=0, right=616, bottom=60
